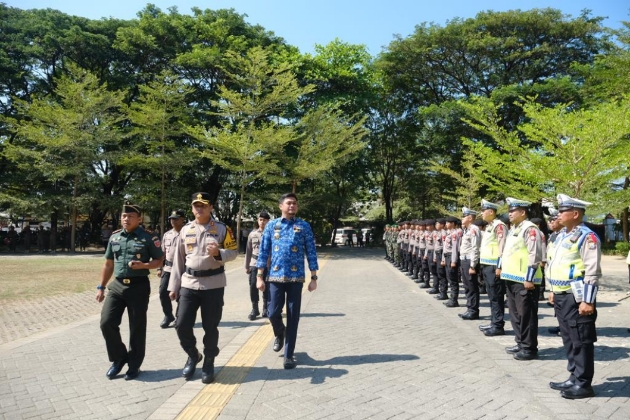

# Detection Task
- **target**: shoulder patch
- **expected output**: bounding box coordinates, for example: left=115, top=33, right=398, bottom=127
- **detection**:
left=112, top=229, right=122, bottom=234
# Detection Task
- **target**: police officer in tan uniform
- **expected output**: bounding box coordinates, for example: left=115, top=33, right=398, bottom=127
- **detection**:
left=443, top=216, right=462, bottom=307
left=548, top=194, right=601, bottom=399
left=500, top=197, right=544, bottom=361
left=458, top=208, right=481, bottom=320
left=245, top=211, right=271, bottom=320
left=97, top=202, right=164, bottom=380
left=478, top=199, right=508, bottom=336
left=168, top=192, right=238, bottom=384
left=157, top=209, right=186, bottom=328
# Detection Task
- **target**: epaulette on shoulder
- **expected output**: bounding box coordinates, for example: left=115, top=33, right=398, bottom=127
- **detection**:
left=112, top=229, right=122, bottom=234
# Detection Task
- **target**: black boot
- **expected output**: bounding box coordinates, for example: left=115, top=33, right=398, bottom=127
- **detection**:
left=201, top=359, right=215, bottom=384
left=248, top=303, right=260, bottom=321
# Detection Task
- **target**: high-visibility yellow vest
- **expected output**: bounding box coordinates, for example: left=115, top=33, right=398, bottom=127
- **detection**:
left=547, top=226, right=591, bottom=292
left=500, top=220, right=542, bottom=284
left=480, top=219, right=506, bottom=265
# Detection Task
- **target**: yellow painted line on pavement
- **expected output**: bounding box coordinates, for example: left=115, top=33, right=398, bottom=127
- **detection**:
left=176, top=254, right=329, bottom=420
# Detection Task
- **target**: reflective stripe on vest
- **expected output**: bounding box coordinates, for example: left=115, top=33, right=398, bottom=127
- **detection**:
left=480, top=219, right=505, bottom=265
left=547, top=227, right=589, bottom=292
left=500, top=220, right=542, bottom=284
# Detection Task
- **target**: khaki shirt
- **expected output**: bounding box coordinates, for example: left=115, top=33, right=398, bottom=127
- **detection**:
left=168, top=219, right=238, bottom=292
left=459, top=224, right=481, bottom=266
left=245, top=229, right=270, bottom=270
left=161, top=228, right=181, bottom=273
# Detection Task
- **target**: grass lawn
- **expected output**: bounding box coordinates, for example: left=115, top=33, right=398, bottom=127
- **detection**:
left=0, top=255, right=107, bottom=302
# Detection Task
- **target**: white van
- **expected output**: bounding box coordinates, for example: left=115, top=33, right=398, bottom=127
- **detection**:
left=332, top=227, right=357, bottom=246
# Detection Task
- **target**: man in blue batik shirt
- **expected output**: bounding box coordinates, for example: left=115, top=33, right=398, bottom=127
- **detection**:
left=256, top=192, right=319, bottom=369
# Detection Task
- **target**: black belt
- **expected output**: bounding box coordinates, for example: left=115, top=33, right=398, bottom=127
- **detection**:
left=185, top=266, right=225, bottom=277
left=460, top=256, right=470, bottom=260
left=554, top=291, right=571, bottom=295
left=164, top=260, right=173, bottom=267
left=115, top=276, right=149, bottom=285
left=443, top=253, right=452, bottom=256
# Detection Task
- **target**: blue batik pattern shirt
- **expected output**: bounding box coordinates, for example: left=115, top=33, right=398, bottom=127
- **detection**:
left=256, top=217, right=319, bottom=282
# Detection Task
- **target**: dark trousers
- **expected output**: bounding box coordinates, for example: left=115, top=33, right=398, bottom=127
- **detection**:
left=159, top=271, right=173, bottom=317
left=555, top=293, right=597, bottom=387
left=269, top=281, right=303, bottom=358
left=444, top=254, right=459, bottom=298
left=176, top=287, right=224, bottom=359
left=460, top=260, right=479, bottom=313
left=482, top=264, right=505, bottom=328
left=505, top=281, right=539, bottom=352
left=100, top=279, right=150, bottom=370
left=426, top=250, right=437, bottom=288
left=435, top=251, right=447, bottom=294
left=421, top=255, right=430, bottom=284
left=248, top=268, right=269, bottom=305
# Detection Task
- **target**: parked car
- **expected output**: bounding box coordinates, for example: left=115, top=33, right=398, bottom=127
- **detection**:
left=332, top=227, right=357, bottom=246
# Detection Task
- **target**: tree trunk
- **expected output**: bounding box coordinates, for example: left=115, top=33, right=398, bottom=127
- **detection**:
left=160, top=163, right=165, bottom=238
left=70, top=179, right=77, bottom=254
left=623, top=176, right=629, bottom=242
left=236, top=182, right=245, bottom=252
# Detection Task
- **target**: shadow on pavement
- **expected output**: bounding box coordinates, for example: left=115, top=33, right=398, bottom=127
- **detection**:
left=538, top=345, right=630, bottom=362
left=594, top=376, right=630, bottom=398
left=595, top=327, right=630, bottom=337
left=295, top=352, right=419, bottom=367
left=128, top=368, right=183, bottom=382
left=301, top=312, right=345, bottom=318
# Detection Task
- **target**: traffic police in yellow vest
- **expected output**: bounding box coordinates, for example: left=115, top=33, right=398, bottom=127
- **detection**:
left=547, top=194, right=601, bottom=399
left=168, top=192, right=238, bottom=384
left=97, top=202, right=164, bottom=380
left=479, top=199, right=507, bottom=337
left=500, top=197, right=544, bottom=361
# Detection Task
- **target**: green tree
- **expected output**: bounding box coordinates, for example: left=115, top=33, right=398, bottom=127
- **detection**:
left=189, top=46, right=314, bottom=247
left=126, top=71, right=196, bottom=234
left=6, top=64, right=125, bottom=252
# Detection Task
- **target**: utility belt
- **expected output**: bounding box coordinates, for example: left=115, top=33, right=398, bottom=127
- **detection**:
left=443, top=252, right=452, bottom=256
left=185, top=266, right=225, bottom=277
left=115, top=276, right=149, bottom=285
left=460, top=256, right=470, bottom=261
left=554, top=290, right=571, bottom=295
left=164, top=260, right=173, bottom=267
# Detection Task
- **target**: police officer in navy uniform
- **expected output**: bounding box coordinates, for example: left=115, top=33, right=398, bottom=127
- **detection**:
left=548, top=194, right=601, bottom=399
left=97, top=202, right=164, bottom=380
left=169, top=192, right=238, bottom=384
left=157, top=209, right=186, bottom=328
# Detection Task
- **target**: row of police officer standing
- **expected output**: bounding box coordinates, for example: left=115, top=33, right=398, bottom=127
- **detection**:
left=384, top=194, right=601, bottom=400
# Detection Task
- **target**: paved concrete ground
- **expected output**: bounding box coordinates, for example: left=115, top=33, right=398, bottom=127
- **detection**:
left=1, top=250, right=630, bottom=419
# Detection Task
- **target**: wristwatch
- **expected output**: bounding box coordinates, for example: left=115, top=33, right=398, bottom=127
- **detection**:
left=311, top=275, right=318, bottom=281
left=96, top=285, right=106, bottom=290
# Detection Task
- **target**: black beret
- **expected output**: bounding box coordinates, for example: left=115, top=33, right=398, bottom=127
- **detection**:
left=473, top=219, right=488, bottom=227
left=445, top=216, right=459, bottom=223
left=436, top=218, right=446, bottom=225
left=425, top=219, right=436, bottom=225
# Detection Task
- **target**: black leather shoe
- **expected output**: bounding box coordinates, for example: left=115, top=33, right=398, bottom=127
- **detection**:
left=458, top=311, right=472, bottom=318
left=483, top=327, right=505, bottom=337
left=283, top=357, right=296, bottom=369
left=548, top=327, right=561, bottom=336
left=124, top=368, right=140, bottom=380
left=182, top=352, right=203, bottom=379
left=444, top=299, right=459, bottom=307
left=505, top=345, right=521, bottom=354
left=160, top=315, right=175, bottom=329
left=261, top=307, right=268, bottom=318
left=106, top=358, right=127, bottom=379
left=478, top=324, right=492, bottom=331
left=461, top=312, right=480, bottom=320
left=435, top=294, right=449, bottom=301
left=427, top=288, right=439, bottom=294
left=419, top=283, right=430, bottom=289
left=201, top=361, right=214, bottom=384
left=273, top=333, right=284, bottom=352
left=561, top=385, right=594, bottom=399
left=549, top=380, right=575, bottom=391
left=479, top=286, right=487, bottom=295
left=513, top=350, right=538, bottom=361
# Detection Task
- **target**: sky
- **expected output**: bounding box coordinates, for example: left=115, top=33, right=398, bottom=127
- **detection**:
left=7, top=1, right=630, bottom=55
